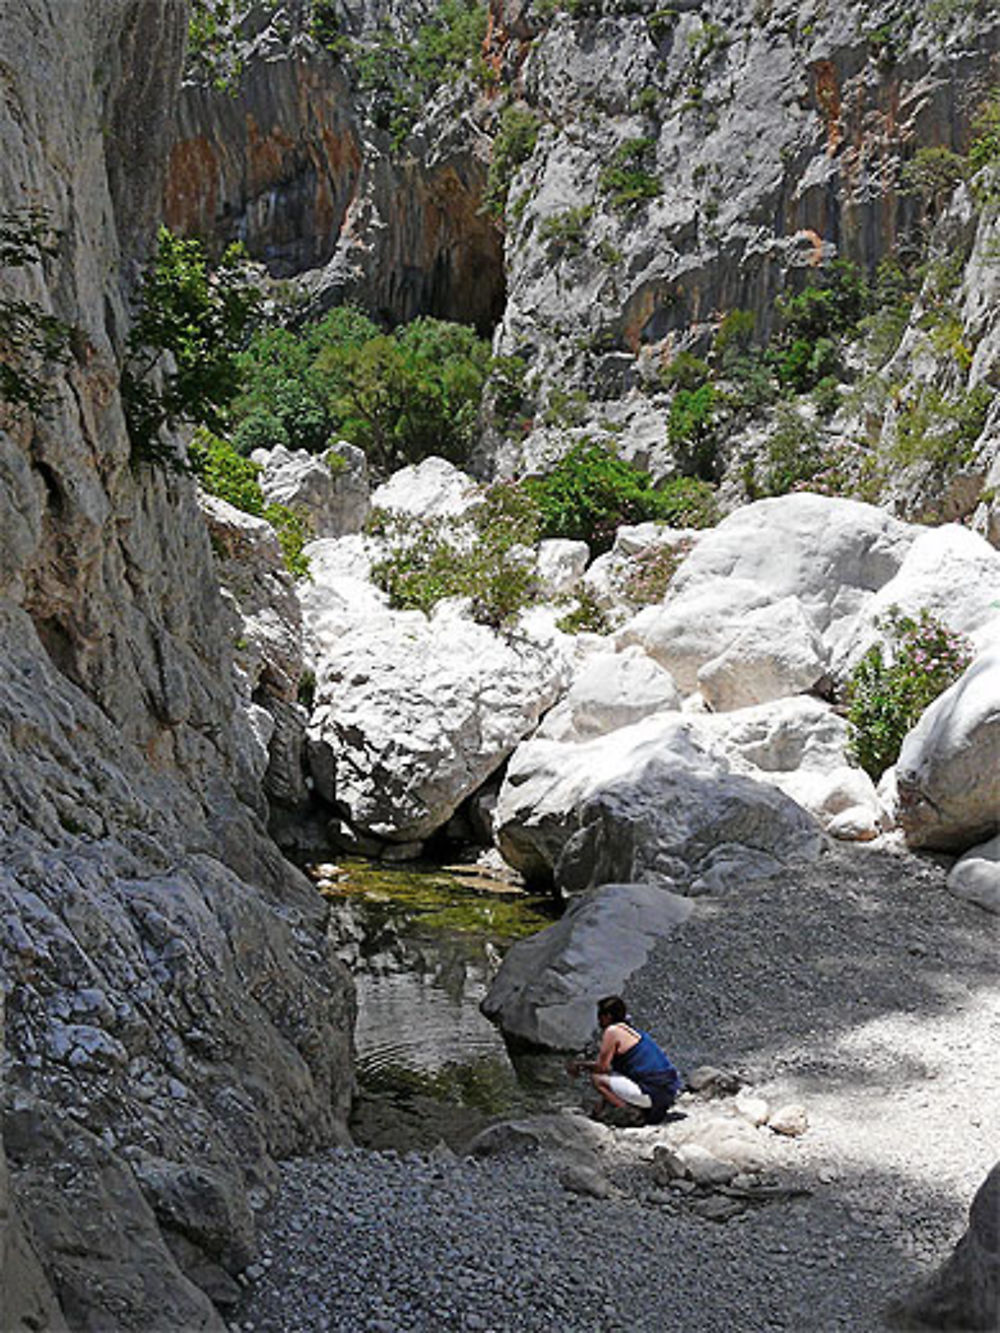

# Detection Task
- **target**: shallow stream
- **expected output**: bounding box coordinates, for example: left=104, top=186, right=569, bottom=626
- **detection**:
left=311, top=858, right=578, bottom=1151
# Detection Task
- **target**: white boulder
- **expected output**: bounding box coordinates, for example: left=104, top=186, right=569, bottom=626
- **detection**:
left=831, top=524, right=1000, bottom=679
left=664, top=494, right=915, bottom=655
left=696, top=595, right=827, bottom=711
left=536, top=538, right=590, bottom=597
left=536, top=645, right=681, bottom=743
left=481, top=882, right=694, bottom=1049
left=617, top=576, right=774, bottom=694
left=299, top=533, right=391, bottom=656
left=495, top=713, right=825, bottom=893
left=256, top=441, right=370, bottom=538
left=307, top=600, right=569, bottom=844
left=370, top=456, right=482, bottom=520
left=896, top=649, right=1000, bottom=851
left=696, top=696, right=886, bottom=841
left=947, top=834, right=1000, bottom=914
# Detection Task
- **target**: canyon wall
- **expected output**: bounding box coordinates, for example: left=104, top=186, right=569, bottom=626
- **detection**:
left=0, top=3, right=354, bottom=1327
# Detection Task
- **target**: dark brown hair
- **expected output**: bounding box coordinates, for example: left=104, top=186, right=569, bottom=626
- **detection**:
left=597, top=995, right=627, bottom=1023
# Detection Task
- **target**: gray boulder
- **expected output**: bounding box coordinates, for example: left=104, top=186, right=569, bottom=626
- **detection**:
left=482, top=882, right=694, bottom=1049
left=946, top=834, right=1000, bottom=915
left=257, top=442, right=370, bottom=540
left=894, top=1162, right=999, bottom=1331
left=495, top=713, right=825, bottom=893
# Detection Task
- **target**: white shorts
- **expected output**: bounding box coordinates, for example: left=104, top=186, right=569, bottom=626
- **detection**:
left=595, top=1072, right=652, bottom=1109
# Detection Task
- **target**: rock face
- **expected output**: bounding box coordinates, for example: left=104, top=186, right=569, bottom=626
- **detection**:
left=165, top=33, right=504, bottom=332
left=895, top=1162, right=1000, bottom=1332
left=481, top=882, right=694, bottom=1049
left=0, top=4, right=354, bottom=1327
left=485, top=0, right=1000, bottom=478
left=495, top=713, right=825, bottom=893
left=896, top=649, right=1000, bottom=852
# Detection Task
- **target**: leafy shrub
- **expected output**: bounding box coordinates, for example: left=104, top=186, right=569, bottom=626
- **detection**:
left=488, top=354, right=531, bottom=434
left=846, top=607, right=972, bottom=780
left=969, top=95, right=1000, bottom=176
left=623, top=538, right=692, bottom=605
left=539, top=206, right=594, bottom=259
left=598, top=138, right=662, bottom=213
left=123, top=228, right=259, bottom=466
left=661, top=352, right=711, bottom=391
left=555, top=587, right=611, bottom=636
left=485, top=105, right=540, bottom=219
left=187, top=0, right=242, bottom=90
left=892, top=383, right=992, bottom=469
left=0, top=207, right=73, bottom=416
left=523, top=440, right=699, bottom=554
left=341, top=0, right=489, bottom=148
left=653, top=476, right=718, bottom=528
left=900, top=147, right=968, bottom=208
left=232, top=410, right=290, bottom=456
left=368, top=482, right=541, bottom=628
left=319, top=316, right=491, bottom=474
left=758, top=403, right=823, bottom=495
left=234, top=308, right=491, bottom=476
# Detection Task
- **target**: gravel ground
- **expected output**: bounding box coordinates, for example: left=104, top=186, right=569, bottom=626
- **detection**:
left=235, top=842, right=999, bottom=1333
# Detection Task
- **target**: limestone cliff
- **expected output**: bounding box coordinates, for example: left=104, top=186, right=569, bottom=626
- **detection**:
left=0, top=3, right=353, bottom=1328
left=162, top=0, right=999, bottom=519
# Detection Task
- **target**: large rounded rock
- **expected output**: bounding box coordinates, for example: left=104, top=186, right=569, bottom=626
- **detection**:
left=698, top=696, right=886, bottom=841
left=481, top=882, right=694, bottom=1049
left=495, top=713, right=825, bottom=892
left=664, top=494, right=915, bottom=652
left=831, top=524, right=1000, bottom=680
left=947, top=833, right=1000, bottom=915
left=896, top=650, right=1000, bottom=851
left=696, top=595, right=827, bottom=712
left=369, top=456, right=482, bottom=520
left=307, top=601, right=569, bottom=843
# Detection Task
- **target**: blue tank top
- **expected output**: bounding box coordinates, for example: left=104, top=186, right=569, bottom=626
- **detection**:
left=611, top=1028, right=680, bottom=1095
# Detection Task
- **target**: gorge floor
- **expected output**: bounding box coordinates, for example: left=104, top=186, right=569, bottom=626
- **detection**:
left=233, top=842, right=999, bottom=1332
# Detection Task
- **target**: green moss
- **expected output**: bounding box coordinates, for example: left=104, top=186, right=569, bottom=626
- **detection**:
left=325, top=860, right=555, bottom=940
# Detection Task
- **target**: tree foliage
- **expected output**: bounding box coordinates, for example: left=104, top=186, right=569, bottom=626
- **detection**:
left=122, top=228, right=259, bottom=466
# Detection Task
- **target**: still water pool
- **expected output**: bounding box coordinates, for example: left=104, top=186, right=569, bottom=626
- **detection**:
left=312, top=858, right=579, bottom=1151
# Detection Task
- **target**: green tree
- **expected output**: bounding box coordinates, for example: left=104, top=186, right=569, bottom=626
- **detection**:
left=122, top=228, right=259, bottom=465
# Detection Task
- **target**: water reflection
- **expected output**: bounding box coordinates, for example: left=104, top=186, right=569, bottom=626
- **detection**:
left=317, top=860, right=571, bottom=1150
